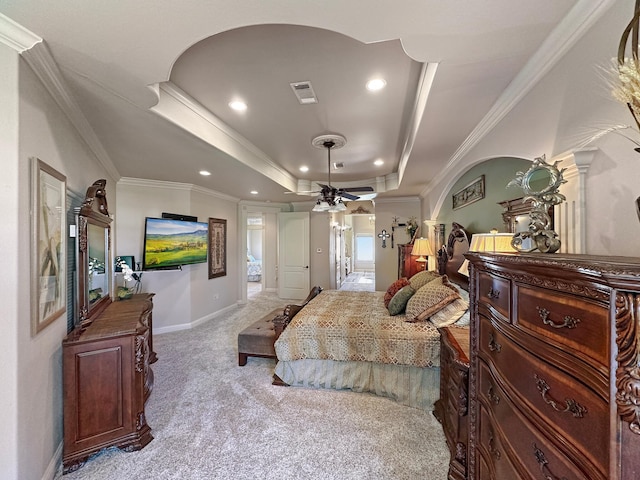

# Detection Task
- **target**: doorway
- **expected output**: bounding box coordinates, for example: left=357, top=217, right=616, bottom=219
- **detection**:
left=341, top=213, right=375, bottom=292
left=246, top=213, right=264, bottom=298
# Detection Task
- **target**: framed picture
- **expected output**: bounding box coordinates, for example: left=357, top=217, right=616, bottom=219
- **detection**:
left=208, top=218, right=227, bottom=279
left=452, top=175, right=485, bottom=210
left=31, top=158, right=67, bottom=335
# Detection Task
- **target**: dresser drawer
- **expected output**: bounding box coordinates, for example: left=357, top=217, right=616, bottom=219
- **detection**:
left=476, top=404, right=522, bottom=480
left=477, top=271, right=510, bottom=320
left=477, top=320, right=608, bottom=473
left=516, top=285, right=609, bottom=367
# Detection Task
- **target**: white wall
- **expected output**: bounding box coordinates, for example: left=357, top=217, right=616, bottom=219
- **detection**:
left=423, top=0, right=640, bottom=257
left=115, top=180, right=239, bottom=332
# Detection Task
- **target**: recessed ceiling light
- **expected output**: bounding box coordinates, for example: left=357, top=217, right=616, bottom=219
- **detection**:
left=199, top=170, right=211, bottom=176
left=299, top=166, right=309, bottom=172
left=374, top=159, right=384, bottom=166
left=250, top=190, right=258, bottom=195
left=366, top=78, right=386, bottom=91
left=229, top=100, right=247, bottom=111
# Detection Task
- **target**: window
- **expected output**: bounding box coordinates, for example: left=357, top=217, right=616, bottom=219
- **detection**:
left=355, top=234, right=374, bottom=262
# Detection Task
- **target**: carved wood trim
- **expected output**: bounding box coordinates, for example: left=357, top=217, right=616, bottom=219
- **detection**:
left=615, top=292, right=640, bottom=435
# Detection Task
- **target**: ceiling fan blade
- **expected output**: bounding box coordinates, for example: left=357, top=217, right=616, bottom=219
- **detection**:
left=342, top=186, right=374, bottom=192
left=284, top=190, right=321, bottom=194
left=340, top=192, right=360, bottom=201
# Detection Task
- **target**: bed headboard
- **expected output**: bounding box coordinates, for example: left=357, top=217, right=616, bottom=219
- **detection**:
left=437, top=222, right=470, bottom=290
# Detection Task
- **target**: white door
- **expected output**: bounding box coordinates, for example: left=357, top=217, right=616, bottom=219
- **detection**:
left=278, top=212, right=310, bottom=300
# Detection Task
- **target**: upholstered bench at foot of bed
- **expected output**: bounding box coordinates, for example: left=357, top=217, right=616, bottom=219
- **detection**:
left=237, top=308, right=283, bottom=366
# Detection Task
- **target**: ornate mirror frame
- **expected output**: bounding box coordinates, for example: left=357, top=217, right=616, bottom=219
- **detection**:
left=76, top=180, right=112, bottom=327
left=507, top=155, right=567, bottom=253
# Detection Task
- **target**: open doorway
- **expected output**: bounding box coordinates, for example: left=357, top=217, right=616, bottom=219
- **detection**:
left=247, top=213, right=264, bottom=298
left=341, top=213, right=375, bottom=291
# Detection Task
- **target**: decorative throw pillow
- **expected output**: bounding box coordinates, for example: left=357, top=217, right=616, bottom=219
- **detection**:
left=405, top=277, right=461, bottom=322
left=384, top=277, right=410, bottom=308
left=429, top=297, right=469, bottom=327
left=409, top=270, right=441, bottom=291
left=387, top=285, right=416, bottom=315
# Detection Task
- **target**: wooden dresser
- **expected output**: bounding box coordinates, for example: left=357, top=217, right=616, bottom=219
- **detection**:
left=398, top=243, right=421, bottom=278
left=466, top=253, right=640, bottom=480
left=434, top=326, right=470, bottom=480
left=62, top=294, right=156, bottom=473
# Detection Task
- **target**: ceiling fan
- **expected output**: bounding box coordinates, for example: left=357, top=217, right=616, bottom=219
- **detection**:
left=290, top=134, right=374, bottom=211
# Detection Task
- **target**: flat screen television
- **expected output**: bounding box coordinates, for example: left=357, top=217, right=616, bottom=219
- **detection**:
left=142, top=217, right=208, bottom=270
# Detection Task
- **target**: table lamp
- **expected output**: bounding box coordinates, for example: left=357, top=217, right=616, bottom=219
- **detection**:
left=458, top=230, right=517, bottom=276
left=411, top=237, right=434, bottom=270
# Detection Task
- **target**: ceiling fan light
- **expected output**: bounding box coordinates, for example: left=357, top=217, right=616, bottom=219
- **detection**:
left=312, top=199, right=331, bottom=212
left=334, top=199, right=347, bottom=211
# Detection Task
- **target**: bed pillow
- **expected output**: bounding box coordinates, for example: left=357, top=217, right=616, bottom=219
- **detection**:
left=384, top=277, right=410, bottom=308
left=408, top=270, right=441, bottom=291
left=387, top=285, right=416, bottom=315
left=429, top=297, right=469, bottom=327
left=405, top=276, right=461, bottom=322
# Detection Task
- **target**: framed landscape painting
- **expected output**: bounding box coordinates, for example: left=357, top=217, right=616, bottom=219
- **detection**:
left=208, top=218, right=227, bottom=279
left=32, top=158, right=67, bottom=335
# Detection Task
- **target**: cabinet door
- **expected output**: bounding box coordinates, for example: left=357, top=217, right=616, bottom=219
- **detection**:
left=63, top=336, right=135, bottom=456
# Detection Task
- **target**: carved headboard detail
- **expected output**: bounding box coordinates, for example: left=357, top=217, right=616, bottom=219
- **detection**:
left=437, top=222, right=471, bottom=290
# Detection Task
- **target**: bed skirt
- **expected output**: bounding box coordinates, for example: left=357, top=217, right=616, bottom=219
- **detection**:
left=274, top=359, right=440, bottom=411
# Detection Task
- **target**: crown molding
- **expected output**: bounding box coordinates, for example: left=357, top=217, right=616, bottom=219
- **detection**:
left=373, top=196, right=420, bottom=205
left=397, top=62, right=438, bottom=185
left=153, top=82, right=299, bottom=193
left=19, top=41, right=121, bottom=181
left=118, top=177, right=239, bottom=202
left=421, top=0, right=617, bottom=199
left=0, top=13, right=41, bottom=52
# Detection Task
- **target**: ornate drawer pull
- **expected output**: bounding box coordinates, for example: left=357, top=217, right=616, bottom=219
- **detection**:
left=487, top=385, right=500, bottom=405
left=488, top=332, right=502, bottom=353
left=487, top=287, right=500, bottom=300
left=533, top=443, right=568, bottom=480
left=488, top=431, right=501, bottom=460
left=534, top=374, right=587, bottom=418
left=537, top=306, right=581, bottom=329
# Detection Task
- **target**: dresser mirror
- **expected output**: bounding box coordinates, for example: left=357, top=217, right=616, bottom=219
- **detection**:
left=76, top=180, right=112, bottom=327
left=507, top=155, right=566, bottom=253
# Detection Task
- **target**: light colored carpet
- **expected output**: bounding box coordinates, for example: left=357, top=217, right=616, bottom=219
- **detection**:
left=56, top=291, right=450, bottom=479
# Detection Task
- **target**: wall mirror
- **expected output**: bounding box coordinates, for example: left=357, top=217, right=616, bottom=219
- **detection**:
left=76, top=180, right=112, bottom=327
left=507, top=155, right=566, bottom=253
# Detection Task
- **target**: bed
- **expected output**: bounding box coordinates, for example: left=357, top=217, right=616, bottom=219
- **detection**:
left=273, top=223, right=471, bottom=411
left=247, top=253, right=262, bottom=282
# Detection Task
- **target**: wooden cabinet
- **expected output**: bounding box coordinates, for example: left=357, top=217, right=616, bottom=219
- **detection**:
left=62, top=294, right=156, bottom=473
left=466, top=253, right=640, bottom=480
left=398, top=243, right=420, bottom=279
left=434, top=326, right=470, bottom=480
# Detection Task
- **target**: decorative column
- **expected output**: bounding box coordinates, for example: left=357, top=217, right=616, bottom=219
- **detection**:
left=573, top=148, right=596, bottom=254
left=423, top=220, right=438, bottom=271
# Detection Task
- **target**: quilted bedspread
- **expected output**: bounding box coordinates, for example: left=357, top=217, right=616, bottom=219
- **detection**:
left=274, top=290, right=441, bottom=368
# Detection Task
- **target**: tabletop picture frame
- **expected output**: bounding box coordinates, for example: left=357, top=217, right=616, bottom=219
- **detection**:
left=31, top=158, right=67, bottom=335
left=208, top=217, right=227, bottom=279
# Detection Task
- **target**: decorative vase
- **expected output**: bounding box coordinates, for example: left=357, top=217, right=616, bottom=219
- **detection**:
left=116, top=286, right=134, bottom=300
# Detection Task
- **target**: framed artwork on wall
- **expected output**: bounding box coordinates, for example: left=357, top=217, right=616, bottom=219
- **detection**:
left=31, top=158, right=67, bottom=335
left=208, top=217, right=227, bottom=279
left=452, top=175, right=485, bottom=210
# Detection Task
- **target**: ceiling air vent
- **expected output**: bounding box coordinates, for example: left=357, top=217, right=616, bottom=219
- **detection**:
left=290, top=81, right=318, bottom=104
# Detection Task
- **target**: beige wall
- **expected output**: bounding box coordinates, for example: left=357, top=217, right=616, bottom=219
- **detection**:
left=5, top=52, right=116, bottom=480
left=115, top=180, right=240, bottom=333
left=373, top=197, right=421, bottom=291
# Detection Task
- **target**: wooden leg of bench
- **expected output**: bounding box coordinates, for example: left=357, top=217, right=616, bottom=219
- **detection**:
left=272, top=373, right=290, bottom=386
left=238, top=353, right=248, bottom=366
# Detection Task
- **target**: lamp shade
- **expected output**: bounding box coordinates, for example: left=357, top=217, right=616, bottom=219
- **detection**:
left=411, top=237, right=434, bottom=263
left=459, top=232, right=517, bottom=276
